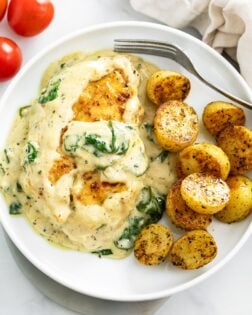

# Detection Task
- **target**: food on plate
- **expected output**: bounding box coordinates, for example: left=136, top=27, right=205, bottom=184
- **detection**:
left=153, top=100, right=199, bottom=152
left=180, top=173, right=230, bottom=214
left=217, top=125, right=252, bottom=175
left=134, top=223, right=173, bottom=265
left=169, top=230, right=217, bottom=269
left=147, top=70, right=190, bottom=105
left=215, top=176, right=252, bottom=223
left=0, top=47, right=251, bottom=270
left=203, top=101, right=245, bottom=136
left=176, top=142, right=230, bottom=180
left=0, top=37, right=22, bottom=82
left=8, top=0, right=54, bottom=36
left=0, top=51, right=177, bottom=259
left=166, top=179, right=212, bottom=230
left=0, top=0, right=7, bottom=21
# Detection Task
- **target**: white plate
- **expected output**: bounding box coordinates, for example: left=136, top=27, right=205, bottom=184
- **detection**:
left=0, top=21, right=251, bottom=302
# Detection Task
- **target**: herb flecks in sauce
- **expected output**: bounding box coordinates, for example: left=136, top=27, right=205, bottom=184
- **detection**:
left=4, top=149, right=10, bottom=164
left=16, top=181, right=23, bottom=192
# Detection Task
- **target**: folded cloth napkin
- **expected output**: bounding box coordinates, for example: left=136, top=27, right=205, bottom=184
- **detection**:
left=130, top=0, right=252, bottom=89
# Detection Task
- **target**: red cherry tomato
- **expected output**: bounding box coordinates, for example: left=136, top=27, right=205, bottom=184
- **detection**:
left=0, top=0, right=8, bottom=21
left=0, top=37, right=22, bottom=81
left=7, top=0, right=54, bottom=37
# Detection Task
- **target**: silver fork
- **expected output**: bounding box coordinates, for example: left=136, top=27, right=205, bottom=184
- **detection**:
left=114, top=39, right=252, bottom=110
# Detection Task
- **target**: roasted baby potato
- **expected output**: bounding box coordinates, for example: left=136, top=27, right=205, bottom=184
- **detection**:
left=147, top=70, right=190, bottom=106
left=215, top=175, right=252, bottom=223
left=180, top=173, right=230, bottom=214
left=169, top=230, right=217, bottom=269
left=166, top=179, right=212, bottom=230
left=176, top=142, right=230, bottom=180
left=217, top=125, right=252, bottom=175
left=203, top=101, right=245, bottom=136
left=134, top=224, right=173, bottom=265
left=154, top=100, right=199, bottom=152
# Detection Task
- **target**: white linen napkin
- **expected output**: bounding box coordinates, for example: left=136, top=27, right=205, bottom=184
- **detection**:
left=130, top=0, right=252, bottom=89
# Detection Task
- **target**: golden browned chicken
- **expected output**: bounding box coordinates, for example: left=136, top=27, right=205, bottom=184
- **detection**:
left=74, top=171, right=126, bottom=205
left=73, top=69, right=132, bottom=122
left=48, top=155, right=75, bottom=184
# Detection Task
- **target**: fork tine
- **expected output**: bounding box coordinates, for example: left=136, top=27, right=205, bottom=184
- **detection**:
left=114, top=43, right=176, bottom=54
left=114, top=47, right=176, bottom=60
left=114, top=45, right=176, bottom=56
left=114, top=39, right=178, bottom=51
left=114, top=45, right=177, bottom=60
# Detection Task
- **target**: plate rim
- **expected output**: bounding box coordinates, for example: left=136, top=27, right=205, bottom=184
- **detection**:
left=0, top=21, right=251, bottom=302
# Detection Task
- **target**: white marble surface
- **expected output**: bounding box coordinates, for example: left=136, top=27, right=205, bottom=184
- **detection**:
left=0, top=0, right=251, bottom=314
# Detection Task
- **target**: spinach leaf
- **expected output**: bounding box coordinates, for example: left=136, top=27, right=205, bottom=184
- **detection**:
left=143, top=123, right=154, bottom=142
left=109, top=121, right=129, bottom=155
left=114, top=216, right=147, bottom=250
left=136, top=186, right=165, bottom=222
left=81, top=121, right=129, bottom=156
left=38, top=79, right=61, bottom=104
left=84, top=134, right=111, bottom=154
left=24, top=142, right=38, bottom=164
left=9, top=201, right=22, bottom=215
left=115, top=187, right=165, bottom=250
left=19, top=105, right=31, bottom=117
left=64, top=135, right=80, bottom=152
left=92, top=249, right=113, bottom=257
left=152, top=150, right=169, bottom=163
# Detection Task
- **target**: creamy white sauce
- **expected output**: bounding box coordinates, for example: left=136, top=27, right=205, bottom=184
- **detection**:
left=0, top=50, right=176, bottom=259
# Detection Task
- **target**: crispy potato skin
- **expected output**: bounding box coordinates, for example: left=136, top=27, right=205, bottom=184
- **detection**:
left=217, top=125, right=252, bottom=175
left=147, top=70, right=190, bottom=106
left=154, top=101, right=199, bottom=152
left=180, top=173, right=230, bottom=214
left=203, top=101, right=245, bottom=136
left=166, top=179, right=212, bottom=230
left=134, top=224, right=173, bottom=265
left=169, top=230, right=217, bottom=269
left=215, top=176, right=252, bottom=223
left=177, top=142, right=230, bottom=180
left=74, top=171, right=126, bottom=205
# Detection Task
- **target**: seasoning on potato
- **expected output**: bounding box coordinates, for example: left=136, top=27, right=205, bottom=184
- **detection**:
left=180, top=173, right=230, bottom=214
left=176, top=142, right=230, bottom=180
left=169, top=230, right=217, bottom=270
left=147, top=70, right=191, bottom=106
left=215, top=175, right=252, bottom=223
left=134, top=224, right=173, bottom=265
left=217, top=125, right=252, bottom=175
left=203, top=101, right=245, bottom=136
left=166, top=179, right=212, bottom=230
left=154, top=100, right=199, bottom=152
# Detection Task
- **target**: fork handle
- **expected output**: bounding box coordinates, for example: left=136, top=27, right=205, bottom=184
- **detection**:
left=197, top=73, right=252, bottom=110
